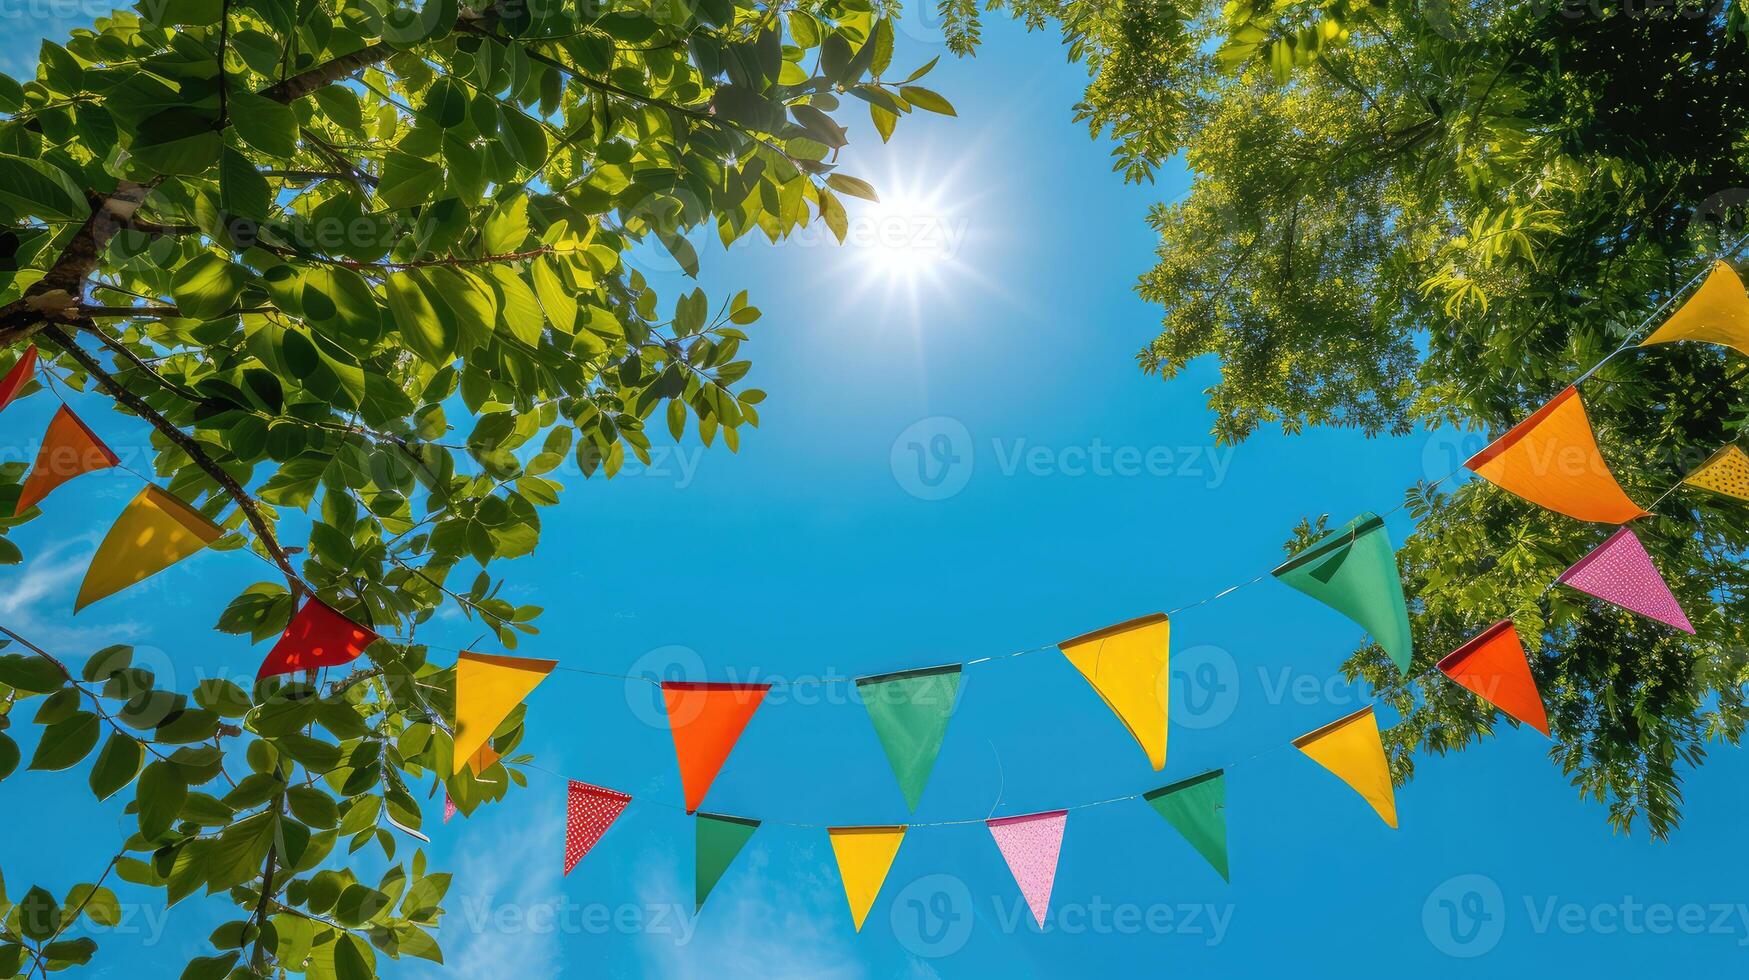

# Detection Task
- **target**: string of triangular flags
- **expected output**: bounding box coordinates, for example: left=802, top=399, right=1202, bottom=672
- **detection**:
left=6, top=257, right=1749, bottom=927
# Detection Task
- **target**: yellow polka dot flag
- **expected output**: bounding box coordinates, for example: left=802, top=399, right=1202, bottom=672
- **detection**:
left=76, top=485, right=223, bottom=611
left=1058, top=613, right=1170, bottom=770
left=827, top=826, right=906, bottom=931
left=1639, top=260, right=1749, bottom=356
left=1683, top=445, right=1749, bottom=502
left=1292, top=706, right=1398, bottom=828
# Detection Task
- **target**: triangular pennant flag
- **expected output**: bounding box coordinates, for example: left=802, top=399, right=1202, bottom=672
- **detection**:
left=1293, top=707, right=1398, bottom=828
left=17, top=405, right=117, bottom=514
left=443, top=793, right=458, bottom=824
left=1682, top=445, right=1749, bottom=502
left=1639, top=260, right=1749, bottom=356
left=1436, top=620, right=1550, bottom=736
left=1058, top=613, right=1170, bottom=770
left=453, top=651, right=558, bottom=775
left=75, top=485, right=223, bottom=611
left=1556, top=527, right=1695, bottom=633
left=1464, top=386, right=1649, bottom=524
left=467, top=743, right=501, bottom=774
left=827, top=826, right=906, bottom=931
left=1142, top=770, right=1229, bottom=881
left=1272, top=513, right=1413, bottom=673
left=695, top=812, right=759, bottom=912
left=564, top=780, right=631, bottom=876
left=256, top=599, right=379, bottom=679
left=661, top=681, right=770, bottom=812
left=987, top=810, right=1067, bottom=928
left=855, top=665, right=961, bottom=811
left=0, top=346, right=37, bottom=413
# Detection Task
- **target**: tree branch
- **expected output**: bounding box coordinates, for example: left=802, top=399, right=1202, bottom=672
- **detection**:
left=38, top=325, right=306, bottom=599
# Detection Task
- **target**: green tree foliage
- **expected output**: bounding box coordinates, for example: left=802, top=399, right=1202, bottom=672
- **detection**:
left=948, top=0, right=1749, bottom=836
left=0, top=0, right=952, bottom=974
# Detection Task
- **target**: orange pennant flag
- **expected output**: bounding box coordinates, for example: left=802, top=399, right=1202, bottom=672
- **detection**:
left=1436, top=620, right=1550, bottom=736
left=661, top=681, right=770, bottom=813
left=1293, top=706, right=1398, bottom=828
left=1463, top=386, right=1648, bottom=524
left=76, top=485, right=223, bottom=611
left=467, top=743, right=502, bottom=774
left=17, top=406, right=118, bottom=514
left=0, top=346, right=37, bottom=413
left=1638, top=261, right=1749, bottom=356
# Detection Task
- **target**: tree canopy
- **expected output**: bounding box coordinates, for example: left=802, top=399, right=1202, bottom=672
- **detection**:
left=953, top=0, right=1749, bottom=836
left=0, top=0, right=950, bottom=975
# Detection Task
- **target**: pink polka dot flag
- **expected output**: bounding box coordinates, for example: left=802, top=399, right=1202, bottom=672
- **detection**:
left=986, top=810, right=1068, bottom=928
left=1556, top=527, right=1695, bottom=634
left=565, top=781, right=632, bottom=876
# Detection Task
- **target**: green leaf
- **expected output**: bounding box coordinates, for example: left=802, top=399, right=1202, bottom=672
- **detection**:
left=17, top=887, right=58, bottom=942
left=825, top=173, right=879, bottom=203
left=0, top=653, right=64, bottom=692
left=333, top=932, right=376, bottom=980
left=138, top=760, right=188, bottom=839
left=385, top=271, right=456, bottom=365
left=530, top=257, right=577, bottom=333
left=379, top=150, right=445, bottom=209
left=29, top=711, right=99, bottom=771
left=170, top=254, right=249, bottom=320
left=180, top=952, right=240, bottom=980
left=0, top=154, right=86, bottom=221
left=128, top=109, right=222, bottom=175
left=229, top=91, right=298, bottom=158
left=497, top=107, right=547, bottom=169
left=203, top=812, right=277, bottom=892
left=899, top=86, right=956, bottom=116
left=63, top=883, right=120, bottom=927
left=80, top=645, right=132, bottom=682
left=220, top=147, right=273, bottom=222
left=88, top=733, right=143, bottom=800
left=0, top=733, right=17, bottom=781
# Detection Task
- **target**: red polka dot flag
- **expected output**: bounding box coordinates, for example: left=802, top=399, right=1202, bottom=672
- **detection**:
left=565, top=781, right=632, bottom=876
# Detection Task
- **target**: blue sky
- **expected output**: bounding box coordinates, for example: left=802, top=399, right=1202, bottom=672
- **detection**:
left=4, top=9, right=1749, bottom=979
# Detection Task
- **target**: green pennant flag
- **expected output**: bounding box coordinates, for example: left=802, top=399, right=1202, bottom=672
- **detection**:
left=855, top=664, right=962, bottom=811
left=1272, top=512, right=1413, bottom=673
left=696, top=812, right=760, bottom=912
left=1143, top=769, right=1229, bottom=882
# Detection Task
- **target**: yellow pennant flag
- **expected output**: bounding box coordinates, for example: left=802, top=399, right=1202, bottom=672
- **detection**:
left=827, top=826, right=906, bottom=931
left=1683, top=445, right=1749, bottom=502
left=1292, top=706, right=1398, bottom=828
left=1058, top=613, right=1170, bottom=770
left=1639, top=261, right=1749, bottom=356
left=453, top=651, right=557, bottom=774
left=76, top=485, right=223, bottom=611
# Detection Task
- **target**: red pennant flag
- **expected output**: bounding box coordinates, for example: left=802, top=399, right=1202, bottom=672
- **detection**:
left=564, top=780, right=631, bottom=875
left=661, top=681, right=770, bottom=813
left=1436, top=620, right=1550, bottom=736
left=257, top=599, right=379, bottom=679
left=0, top=346, right=37, bottom=413
left=17, top=406, right=118, bottom=513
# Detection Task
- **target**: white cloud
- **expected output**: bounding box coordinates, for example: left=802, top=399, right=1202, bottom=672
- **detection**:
left=427, top=816, right=566, bottom=978
left=0, top=536, right=145, bottom=652
left=632, top=840, right=866, bottom=980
